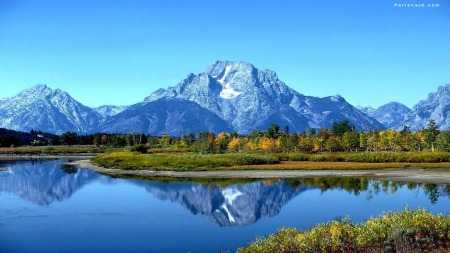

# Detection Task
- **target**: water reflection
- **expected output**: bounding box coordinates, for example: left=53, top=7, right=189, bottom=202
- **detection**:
left=0, top=160, right=109, bottom=206
left=134, top=179, right=310, bottom=227
left=286, top=178, right=450, bottom=204
left=1, top=160, right=449, bottom=227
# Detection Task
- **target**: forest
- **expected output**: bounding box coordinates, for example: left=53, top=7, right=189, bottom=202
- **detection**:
left=1, top=119, right=449, bottom=154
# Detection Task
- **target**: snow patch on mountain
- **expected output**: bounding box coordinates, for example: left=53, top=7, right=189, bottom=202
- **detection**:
left=219, top=83, right=242, bottom=99
left=217, top=64, right=232, bottom=84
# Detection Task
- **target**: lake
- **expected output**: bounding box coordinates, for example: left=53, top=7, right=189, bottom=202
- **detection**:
left=1, top=159, right=450, bottom=253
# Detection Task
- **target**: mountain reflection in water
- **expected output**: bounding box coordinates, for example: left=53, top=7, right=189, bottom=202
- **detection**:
left=0, top=160, right=109, bottom=206
left=135, top=179, right=310, bottom=227
left=1, top=159, right=450, bottom=227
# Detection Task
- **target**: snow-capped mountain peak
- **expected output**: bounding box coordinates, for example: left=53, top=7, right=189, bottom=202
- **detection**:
left=0, top=84, right=102, bottom=134
left=141, top=60, right=385, bottom=133
left=15, top=61, right=450, bottom=135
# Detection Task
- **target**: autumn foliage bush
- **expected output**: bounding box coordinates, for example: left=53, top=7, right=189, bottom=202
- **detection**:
left=237, top=208, right=450, bottom=253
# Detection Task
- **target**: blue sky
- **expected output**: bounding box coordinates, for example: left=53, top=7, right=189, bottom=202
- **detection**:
left=1, top=0, right=449, bottom=108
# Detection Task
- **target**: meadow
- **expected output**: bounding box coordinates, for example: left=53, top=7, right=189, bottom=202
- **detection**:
left=91, top=152, right=279, bottom=171
left=90, top=148, right=450, bottom=171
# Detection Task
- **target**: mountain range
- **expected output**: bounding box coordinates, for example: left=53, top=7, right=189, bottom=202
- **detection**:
left=357, top=102, right=412, bottom=129
left=0, top=61, right=449, bottom=134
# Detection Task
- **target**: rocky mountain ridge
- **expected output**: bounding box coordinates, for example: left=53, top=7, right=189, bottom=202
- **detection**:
left=397, top=84, right=450, bottom=131
left=357, top=85, right=450, bottom=130
left=1, top=62, right=449, bottom=134
left=143, top=61, right=384, bottom=133
left=0, top=84, right=102, bottom=135
left=357, top=102, right=411, bottom=129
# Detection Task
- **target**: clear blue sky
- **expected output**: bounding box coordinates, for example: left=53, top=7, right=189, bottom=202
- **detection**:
left=1, top=0, right=449, bottom=108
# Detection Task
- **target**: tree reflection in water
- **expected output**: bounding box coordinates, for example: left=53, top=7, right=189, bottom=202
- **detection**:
left=285, top=177, right=450, bottom=204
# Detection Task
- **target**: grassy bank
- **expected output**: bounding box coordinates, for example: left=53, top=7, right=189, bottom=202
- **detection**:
left=90, top=150, right=450, bottom=171
left=275, top=152, right=450, bottom=163
left=237, top=208, right=450, bottom=253
left=0, top=146, right=105, bottom=155
left=91, top=152, right=279, bottom=170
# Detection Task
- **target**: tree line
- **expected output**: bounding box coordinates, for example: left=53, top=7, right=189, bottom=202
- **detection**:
left=0, top=128, right=59, bottom=147
left=60, top=119, right=450, bottom=154
left=1, top=119, right=448, bottom=153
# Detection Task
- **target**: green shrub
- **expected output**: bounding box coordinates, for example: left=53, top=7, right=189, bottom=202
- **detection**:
left=129, top=144, right=148, bottom=154
left=41, top=147, right=55, bottom=154
left=288, top=153, right=310, bottom=161
left=345, top=152, right=399, bottom=163
left=309, top=154, right=327, bottom=162
left=275, top=153, right=290, bottom=161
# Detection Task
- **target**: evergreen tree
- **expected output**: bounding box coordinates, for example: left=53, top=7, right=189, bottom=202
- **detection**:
left=60, top=132, right=78, bottom=146
left=423, top=119, right=440, bottom=151
left=331, top=120, right=353, bottom=138
left=265, top=124, right=281, bottom=139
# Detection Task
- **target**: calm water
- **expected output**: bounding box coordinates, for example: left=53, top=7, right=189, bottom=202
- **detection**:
left=1, top=160, right=450, bottom=253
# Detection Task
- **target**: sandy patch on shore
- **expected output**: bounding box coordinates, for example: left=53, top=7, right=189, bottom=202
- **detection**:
left=66, top=159, right=450, bottom=184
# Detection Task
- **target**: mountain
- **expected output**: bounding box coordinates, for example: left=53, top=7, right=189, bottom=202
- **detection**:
left=145, top=61, right=384, bottom=133
left=1, top=61, right=388, bottom=135
left=0, top=84, right=102, bottom=135
left=398, top=84, right=450, bottom=130
left=370, top=102, right=411, bottom=129
left=356, top=106, right=375, bottom=116
left=94, top=105, right=128, bottom=117
left=98, top=98, right=233, bottom=136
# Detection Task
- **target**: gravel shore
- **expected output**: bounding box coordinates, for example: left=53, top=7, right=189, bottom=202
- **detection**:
left=66, top=159, right=450, bottom=184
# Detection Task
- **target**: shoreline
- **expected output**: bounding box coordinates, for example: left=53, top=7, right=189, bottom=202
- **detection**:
left=67, top=159, right=450, bottom=184
left=0, top=154, right=97, bottom=160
